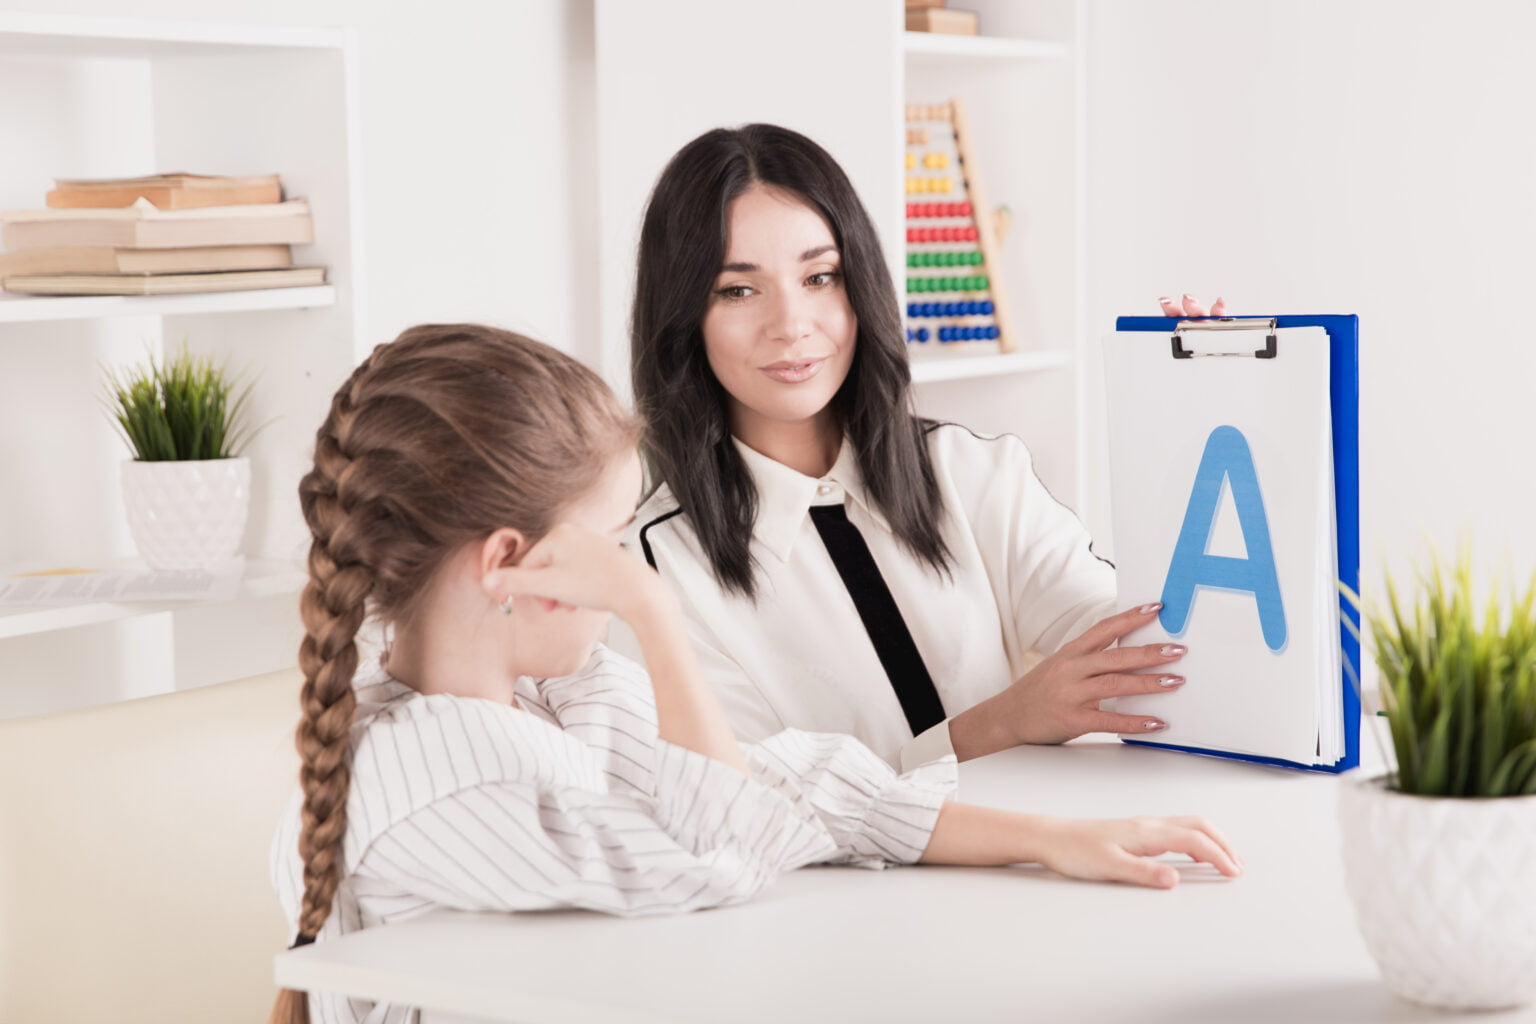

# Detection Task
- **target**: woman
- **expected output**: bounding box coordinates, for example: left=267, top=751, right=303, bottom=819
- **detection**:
left=627, top=123, right=1224, bottom=770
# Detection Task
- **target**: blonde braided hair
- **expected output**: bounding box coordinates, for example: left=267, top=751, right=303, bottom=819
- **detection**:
left=269, top=325, right=636, bottom=1023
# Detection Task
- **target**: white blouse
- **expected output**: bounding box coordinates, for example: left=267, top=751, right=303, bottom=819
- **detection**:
left=271, top=646, right=956, bottom=1024
left=620, top=424, right=1118, bottom=771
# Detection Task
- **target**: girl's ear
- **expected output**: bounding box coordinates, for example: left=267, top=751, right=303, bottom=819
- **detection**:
left=477, top=528, right=529, bottom=600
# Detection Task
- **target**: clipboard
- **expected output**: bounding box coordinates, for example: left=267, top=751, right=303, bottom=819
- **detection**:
left=1107, top=314, right=1359, bottom=774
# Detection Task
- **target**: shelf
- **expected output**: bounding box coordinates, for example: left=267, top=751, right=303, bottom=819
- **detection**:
left=0, top=559, right=306, bottom=640
left=0, top=13, right=347, bottom=58
left=901, top=32, right=1071, bottom=62
left=0, top=285, right=336, bottom=324
left=908, top=347, right=1071, bottom=384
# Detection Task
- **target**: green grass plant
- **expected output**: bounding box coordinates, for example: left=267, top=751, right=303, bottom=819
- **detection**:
left=1346, top=552, right=1536, bottom=797
left=105, top=345, right=254, bottom=462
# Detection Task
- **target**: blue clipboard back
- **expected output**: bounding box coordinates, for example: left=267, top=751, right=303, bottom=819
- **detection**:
left=1111, top=315, right=1359, bottom=774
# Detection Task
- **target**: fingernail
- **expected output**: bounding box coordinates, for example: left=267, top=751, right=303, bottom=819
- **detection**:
left=1138, top=602, right=1162, bottom=614
left=1144, top=720, right=1167, bottom=731
left=1160, top=644, right=1186, bottom=656
left=1158, top=296, right=1171, bottom=303
left=1158, top=675, right=1184, bottom=687
left=1183, top=293, right=1195, bottom=302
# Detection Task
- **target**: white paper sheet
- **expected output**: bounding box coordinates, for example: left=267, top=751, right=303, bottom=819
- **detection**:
left=1104, top=326, right=1339, bottom=765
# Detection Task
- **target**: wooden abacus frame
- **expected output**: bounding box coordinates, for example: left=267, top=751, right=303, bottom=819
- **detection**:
left=903, top=97, right=1017, bottom=353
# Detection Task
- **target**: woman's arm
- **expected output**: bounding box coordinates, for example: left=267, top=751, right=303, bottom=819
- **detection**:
left=918, top=801, right=1243, bottom=889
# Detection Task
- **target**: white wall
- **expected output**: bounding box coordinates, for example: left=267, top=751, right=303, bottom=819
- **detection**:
left=592, top=0, right=901, bottom=395
left=1084, top=0, right=1536, bottom=594
left=3, top=0, right=597, bottom=360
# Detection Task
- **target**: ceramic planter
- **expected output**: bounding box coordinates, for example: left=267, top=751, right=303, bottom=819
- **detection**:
left=120, top=457, right=251, bottom=570
left=1339, top=772, right=1536, bottom=1009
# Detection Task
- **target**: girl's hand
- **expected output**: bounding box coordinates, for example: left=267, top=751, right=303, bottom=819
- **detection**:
left=495, top=522, right=665, bottom=623
left=1158, top=294, right=1227, bottom=318
left=1032, top=814, right=1243, bottom=889
left=1001, top=603, right=1185, bottom=745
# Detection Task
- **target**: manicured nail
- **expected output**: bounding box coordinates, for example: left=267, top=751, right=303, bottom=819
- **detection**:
left=1183, top=293, right=1196, bottom=302
left=1160, top=644, right=1186, bottom=656
left=1144, top=720, right=1167, bottom=731
left=1138, top=602, right=1162, bottom=614
left=1158, top=675, right=1184, bottom=687
left=1158, top=296, right=1171, bottom=304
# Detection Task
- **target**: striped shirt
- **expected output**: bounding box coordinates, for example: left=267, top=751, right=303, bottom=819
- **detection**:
left=272, top=645, right=956, bottom=1024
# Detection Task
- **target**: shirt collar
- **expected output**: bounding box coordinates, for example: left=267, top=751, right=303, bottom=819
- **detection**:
left=732, top=436, right=891, bottom=562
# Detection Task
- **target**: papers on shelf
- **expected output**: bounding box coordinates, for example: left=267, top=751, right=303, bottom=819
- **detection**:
left=0, top=562, right=243, bottom=606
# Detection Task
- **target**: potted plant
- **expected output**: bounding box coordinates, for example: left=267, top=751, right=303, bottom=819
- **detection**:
left=1339, top=554, right=1536, bottom=1009
left=104, top=345, right=256, bottom=571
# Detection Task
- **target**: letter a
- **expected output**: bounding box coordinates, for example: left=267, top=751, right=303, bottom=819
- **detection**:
left=1159, top=425, right=1287, bottom=651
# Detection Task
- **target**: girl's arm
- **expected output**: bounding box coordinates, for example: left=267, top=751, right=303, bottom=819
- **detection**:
left=918, top=801, right=1243, bottom=888
left=347, top=749, right=835, bottom=919
left=623, top=583, right=747, bottom=772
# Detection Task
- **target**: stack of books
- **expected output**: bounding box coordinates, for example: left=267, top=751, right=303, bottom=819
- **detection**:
left=905, top=0, right=979, bottom=35
left=0, top=173, right=326, bottom=296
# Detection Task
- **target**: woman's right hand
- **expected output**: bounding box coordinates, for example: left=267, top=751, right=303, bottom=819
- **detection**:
left=1030, top=814, right=1243, bottom=889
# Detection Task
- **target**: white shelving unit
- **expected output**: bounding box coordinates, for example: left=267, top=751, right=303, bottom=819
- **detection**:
left=901, top=2, right=1088, bottom=509
left=908, top=348, right=1071, bottom=385
left=0, top=286, right=336, bottom=323
left=901, top=30, right=1071, bottom=62
left=0, top=13, right=364, bottom=719
left=0, top=560, right=307, bottom=642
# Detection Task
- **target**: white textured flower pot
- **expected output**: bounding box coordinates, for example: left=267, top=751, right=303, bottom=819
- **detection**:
left=1339, top=772, right=1536, bottom=1009
left=120, top=457, right=251, bottom=571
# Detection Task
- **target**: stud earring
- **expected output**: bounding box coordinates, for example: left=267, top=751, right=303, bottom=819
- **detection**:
left=498, top=595, right=514, bottom=615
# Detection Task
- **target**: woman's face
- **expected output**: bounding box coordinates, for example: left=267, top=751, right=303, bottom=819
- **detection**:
left=701, top=184, right=857, bottom=444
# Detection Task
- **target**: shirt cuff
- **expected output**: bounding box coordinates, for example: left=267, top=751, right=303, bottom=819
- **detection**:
left=899, top=718, right=957, bottom=773
left=744, top=730, right=957, bottom=868
left=652, top=739, right=837, bottom=867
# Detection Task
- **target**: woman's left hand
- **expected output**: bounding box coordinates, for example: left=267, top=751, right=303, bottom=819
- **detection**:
left=1158, top=294, right=1227, bottom=318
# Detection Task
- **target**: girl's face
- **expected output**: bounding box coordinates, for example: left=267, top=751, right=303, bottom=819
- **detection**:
left=701, top=184, right=857, bottom=445
left=505, top=450, right=642, bottom=679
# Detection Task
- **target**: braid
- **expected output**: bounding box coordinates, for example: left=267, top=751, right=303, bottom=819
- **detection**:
left=269, top=363, right=379, bottom=1024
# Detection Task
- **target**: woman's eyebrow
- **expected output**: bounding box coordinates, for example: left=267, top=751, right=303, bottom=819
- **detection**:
left=718, top=246, right=838, bottom=275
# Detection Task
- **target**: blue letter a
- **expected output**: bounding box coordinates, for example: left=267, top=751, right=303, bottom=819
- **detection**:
left=1159, top=425, right=1287, bottom=651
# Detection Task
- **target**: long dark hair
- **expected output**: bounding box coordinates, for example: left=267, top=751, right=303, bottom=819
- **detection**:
left=631, top=124, right=950, bottom=598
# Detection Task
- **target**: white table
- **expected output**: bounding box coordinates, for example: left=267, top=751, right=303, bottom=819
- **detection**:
left=275, top=738, right=1536, bottom=1023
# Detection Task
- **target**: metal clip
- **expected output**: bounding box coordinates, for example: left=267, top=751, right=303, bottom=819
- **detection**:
left=1171, top=317, right=1278, bottom=359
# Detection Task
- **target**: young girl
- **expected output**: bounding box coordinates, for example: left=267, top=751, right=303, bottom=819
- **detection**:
left=628, top=124, right=1224, bottom=770
left=270, top=324, right=1239, bottom=1024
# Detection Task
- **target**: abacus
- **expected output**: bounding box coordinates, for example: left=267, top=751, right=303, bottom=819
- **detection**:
left=903, top=98, right=1016, bottom=352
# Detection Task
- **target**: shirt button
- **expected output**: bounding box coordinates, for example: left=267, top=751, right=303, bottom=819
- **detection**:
left=816, top=484, right=833, bottom=496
